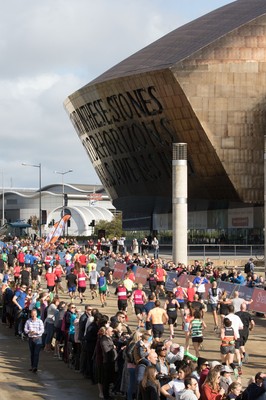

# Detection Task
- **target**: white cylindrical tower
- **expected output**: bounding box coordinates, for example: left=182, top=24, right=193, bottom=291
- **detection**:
left=172, top=143, right=188, bottom=266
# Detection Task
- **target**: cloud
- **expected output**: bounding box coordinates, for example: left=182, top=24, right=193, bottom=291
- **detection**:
left=0, top=0, right=232, bottom=189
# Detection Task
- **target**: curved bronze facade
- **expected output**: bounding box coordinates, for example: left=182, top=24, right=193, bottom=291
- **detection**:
left=64, top=0, right=266, bottom=230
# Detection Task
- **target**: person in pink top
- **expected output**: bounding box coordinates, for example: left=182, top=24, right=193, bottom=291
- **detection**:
left=77, top=267, right=89, bottom=304
left=132, top=283, right=147, bottom=328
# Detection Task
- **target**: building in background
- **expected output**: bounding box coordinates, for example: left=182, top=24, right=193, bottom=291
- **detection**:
left=64, top=0, right=266, bottom=243
left=0, top=184, right=115, bottom=237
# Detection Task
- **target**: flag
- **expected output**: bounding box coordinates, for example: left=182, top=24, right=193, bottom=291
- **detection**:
left=44, top=215, right=71, bottom=248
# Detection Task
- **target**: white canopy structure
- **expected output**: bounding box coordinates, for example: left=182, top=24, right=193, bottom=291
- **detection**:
left=45, top=205, right=113, bottom=236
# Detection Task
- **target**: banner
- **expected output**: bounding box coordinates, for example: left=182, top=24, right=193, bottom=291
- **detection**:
left=134, top=266, right=149, bottom=285
left=251, top=288, right=266, bottom=313
left=237, top=285, right=254, bottom=303
left=111, top=264, right=266, bottom=314
left=218, top=281, right=238, bottom=298
left=113, top=262, right=127, bottom=280
left=44, top=215, right=71, bottom=249
left=165, top=271, right=178, bottom=292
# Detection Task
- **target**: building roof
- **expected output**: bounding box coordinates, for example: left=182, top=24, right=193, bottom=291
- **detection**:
left=87, top=0, right=266, bottom=84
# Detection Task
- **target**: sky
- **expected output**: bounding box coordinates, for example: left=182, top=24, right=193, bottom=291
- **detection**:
left=0, top=0, right=233, bottom=189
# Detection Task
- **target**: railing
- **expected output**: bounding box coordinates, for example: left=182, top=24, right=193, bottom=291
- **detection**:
left=156, top=243, right=265, bottom=260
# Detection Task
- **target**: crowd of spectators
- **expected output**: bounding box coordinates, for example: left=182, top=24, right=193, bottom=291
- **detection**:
left=0, top=236, right=265, bottom=400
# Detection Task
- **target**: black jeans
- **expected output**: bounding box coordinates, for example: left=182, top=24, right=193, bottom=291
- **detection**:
left=29, top=337, right=42, bottom=369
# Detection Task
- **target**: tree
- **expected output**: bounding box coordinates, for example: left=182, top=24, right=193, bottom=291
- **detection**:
left=95, top=214, right=124, bottom=238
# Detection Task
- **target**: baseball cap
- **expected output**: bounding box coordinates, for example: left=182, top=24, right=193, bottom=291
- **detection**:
left=221, top=365, right=233, bottom=373
left=209, top=361, right=221, bottom=369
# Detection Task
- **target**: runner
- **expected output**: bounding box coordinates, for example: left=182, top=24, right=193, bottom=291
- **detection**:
left=208, top=281, right=223, bottom=331
left=54, top=260, right=65, bottom=295
left=88, top=264, right=100, bottom=300
left=173, top=281, right=187, bottom=317
left=155, top=263, right=167, bottom=298
left=164, top=292, right=179, bottom=339
left=77, top=266, right=89, bottom=304
left=189, top=309, right=207, bottom=358
left=66, top=267, right=78, bottom=300
left=146, top=300, right=169, bottom=341
left=98, top=271, right=108, bottom=308
left=132, top=283, right=147, bottom=328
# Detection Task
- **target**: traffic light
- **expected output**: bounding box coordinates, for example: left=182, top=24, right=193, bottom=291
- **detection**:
left=89, top=220, right=95, bottom=227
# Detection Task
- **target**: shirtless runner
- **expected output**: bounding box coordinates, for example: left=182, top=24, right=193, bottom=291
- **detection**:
left=147, top=300, right=169, bottom=341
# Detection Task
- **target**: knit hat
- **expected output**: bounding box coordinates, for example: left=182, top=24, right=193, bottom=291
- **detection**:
left=197, top=357, right=209, bottom=368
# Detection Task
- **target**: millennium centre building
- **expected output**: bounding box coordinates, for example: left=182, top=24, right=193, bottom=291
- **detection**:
left=64, top=0, right=266, bottom=242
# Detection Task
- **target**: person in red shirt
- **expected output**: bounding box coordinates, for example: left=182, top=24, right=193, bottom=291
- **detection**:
left=17, top=251, right=25, bottom=267
left=45, top=267, right=56, bottom=293
left=44, top=252, right=53, bottom=270
left=79, top=251, right=88, bottom=268
left=13, top=262, right=21, bottom=285
left=201, top=367, right=225, bottom=400
left=53, top=260, right=65, bottom=295
left=155, top=263, right=167, bottom=297
left=186, top=280, right=196, bottom=303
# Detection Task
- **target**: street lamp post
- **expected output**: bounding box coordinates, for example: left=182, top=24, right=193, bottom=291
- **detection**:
left=2, top=171, right=4, bottom=227
left=54, top=169, right=73, bottom=234
left=22, top=162, right=42, bottom=237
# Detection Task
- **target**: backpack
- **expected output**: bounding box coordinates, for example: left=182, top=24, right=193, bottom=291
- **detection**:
left=244, top=262, right=251, bottom=274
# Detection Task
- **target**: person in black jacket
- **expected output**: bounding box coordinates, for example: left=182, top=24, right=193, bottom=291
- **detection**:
left=139, top=366, right=160, bottom=400
left=243, top=372, right=266, bottom=400
left=100, top=325, right=117, bottom=400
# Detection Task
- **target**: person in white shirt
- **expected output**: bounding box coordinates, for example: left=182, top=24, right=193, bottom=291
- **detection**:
left=88, top=265, right=100, bottom=299
left=24, top=309, right=44, bottom=372
left=226, top=305, right=243, bottom=369
left=178, top=376, right=200, bottom=400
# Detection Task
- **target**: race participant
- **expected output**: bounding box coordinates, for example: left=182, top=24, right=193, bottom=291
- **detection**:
left=147, top=299, right=169, bottom=341
left=114, top=281, right=128, bottom=313
left=13, top=262, right=21, bottom=285
left=79, top=251, right=88, bottom=269
left=173, top=281, right=187, bottom=317
left=132, top=283, right=147, bottom=328
left=220, top=318, right=238, bottom=373
left=232, top=291, right=253, bottom=313
left=77, top=266, right=89, bottom=304
left=189, top=309, right=207, bottom=358
left=44, top=252, right=53, bottom=271
left=147, top=267, right=157, bottom=294
left=208, top=281, right=222, bottom=331
left=226, top=305, right=244, bottom=374
left=143, top=294, right=156, bottom=334
left=98, top=271, right=108, bottom=308
left=88, top=264, right=100, bottom=300
left=45, top=267, right=56, bottom=293
left=155, top=263, right=167, bottom=297
left=186, top=281, right=196, bottom=303
left=164, top=292, right=179, bottom=339
left=235, top=302, right=255, bottom=364
left=66, top=267, right=78, bottom=300
left=53, top=260, right=65, bottom=295
left=123, top=273, right=135, bottom=301
left=183, top=302, right=194, bottom=351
